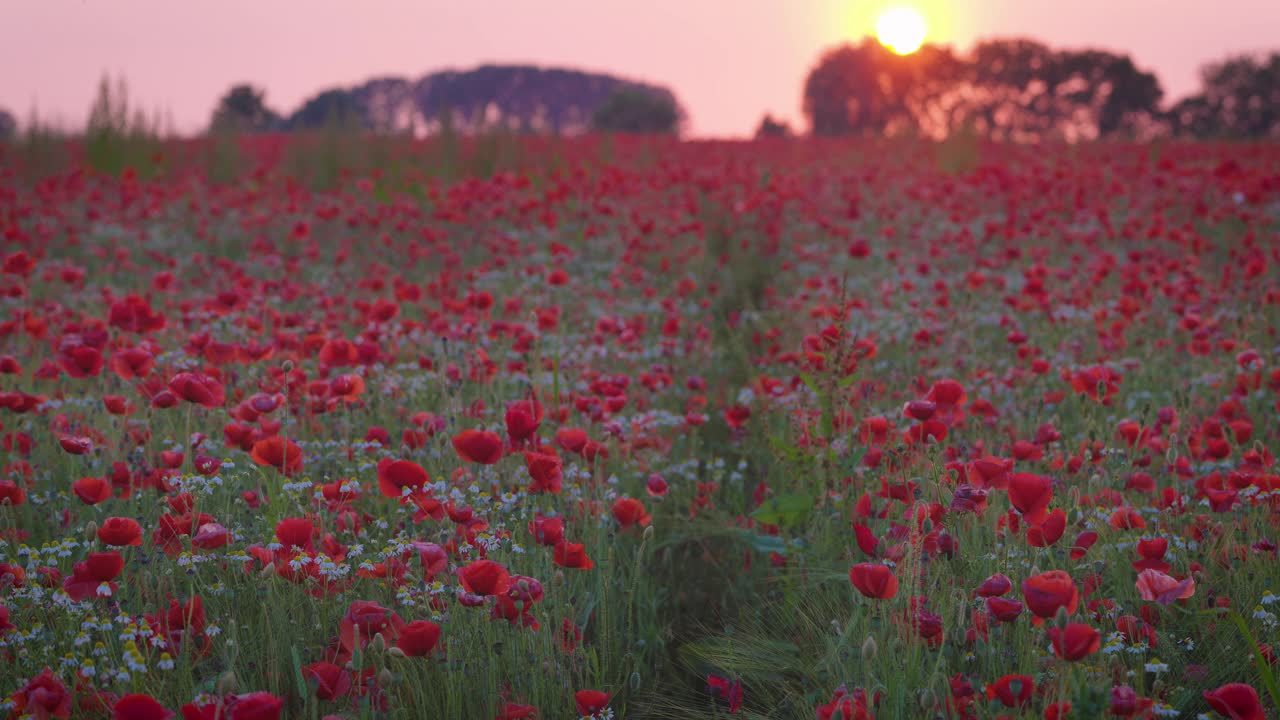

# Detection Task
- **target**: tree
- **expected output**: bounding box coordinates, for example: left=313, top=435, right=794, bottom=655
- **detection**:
left=285, top=89, right=365, bottom=131
left=209, top=84, right=281, bottom=133
left=591, top=87, right=682, bottom=134
left=0, top=108, right=15, bottom=140
left=802, top=39, right=965, bottom=137
left=801, top=37, right=1162, bottom=141
left=755, top=114, right=792, bottom=138
left=1170, top=53, right=1280, bottom=138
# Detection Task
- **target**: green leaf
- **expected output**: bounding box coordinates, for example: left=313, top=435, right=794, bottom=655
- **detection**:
left=736, top=530, right=789, bottom=556
left=797, top=371, right=821, bottom=395
left=750, top=493, right=814, bottom=527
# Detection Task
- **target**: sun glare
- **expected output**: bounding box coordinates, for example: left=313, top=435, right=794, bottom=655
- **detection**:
left=876, top=6, right=926, bottom=55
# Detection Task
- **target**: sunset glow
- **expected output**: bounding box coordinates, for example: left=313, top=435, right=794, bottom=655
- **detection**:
left=876, top=6, right=927, bottom=55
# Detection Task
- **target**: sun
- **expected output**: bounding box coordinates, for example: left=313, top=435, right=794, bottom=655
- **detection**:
left=876, top=6, right=927, bottom=55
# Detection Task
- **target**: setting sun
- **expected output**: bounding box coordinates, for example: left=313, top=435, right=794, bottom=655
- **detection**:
left=876, top=6, right=927, bottom=55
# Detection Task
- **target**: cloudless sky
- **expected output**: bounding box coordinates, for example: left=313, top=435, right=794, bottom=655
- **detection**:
left=3, top=0, right=1278, bottom=137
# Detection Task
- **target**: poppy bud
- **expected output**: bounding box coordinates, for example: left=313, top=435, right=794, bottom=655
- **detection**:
left=918, top=688, right=935, bottom=710
left=921, top=518, right=934, bottom=534
left=217, top=671, right=238, bottom=695
left=369, top=633, right=386, bottom=654
left=643, top=525, right=655, bottom=542
left=387, top=647, right=407, bottom=659
left=378, top=668, right=394, bottom=686
left=85, top=521, right=99, bottom=542
left=259, top=563, right=276, bottom=580
left=861, top=635, right=878, bottom=662
left=629, top=671, right=641, bottom=690
left=282, top=360, right=294, bottom=373
left=1055, top=606, right=1071, bottom=629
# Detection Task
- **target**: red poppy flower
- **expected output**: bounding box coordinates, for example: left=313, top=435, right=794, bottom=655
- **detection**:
left=1135, top=569, right=1195, bottom=605
left=59, top=436, right=93, bottom=455
left=1022, top=570, right=1079, bottom=619
left=302, top=662, right=352, bottom=701
left=223, top=692, right=283, bottom=720
left=706, top=674, right=744, bottom=713
left=1203, top=683, right=1265, bottom=720
left=986, top=674, right=1034, bottom=707
left=113, top=694, right=174, bottom=720
left=60, top=345, right=103, bottom=378
left=816, top=685, right=872, bottom=720
left=250, top=436, right=303, bottom=476
left=1070, top=531, right=1098, bottom=560
left=376, top=458, right=429, bottom=498
left=395, top=620, right=442, bottom=657
left=1007, top=472, right=1053, bottom=522
left=9, top=667, right=72, bottom=718
left=191, top=522, right=230, bottom=550
left=1026, top=508, right=1066, bottom=547
left=494, top=702, right=539, bottom=719
left=505, top=399, right=544, bottom=441
left=0, top=479, right=27, bottom=506
left=611, top=497, right=651, bottom=528
left=524, top=451, right=563, bottom=494
left=986, top=597, right=1023, bottom=623
left=528, top=516, right=565, bottom=547
left=457, top=559, right=512, bottom=596
left=338, top=601, right=404, bottom=653
left=849, top=563, right=899, bottom=600
left=555, top=427, right=589, bottom=453
left=574, top=690, right=610, bottom=717
left=974, top=573, right=1012, bottom=597
left=98, top=517, right=143, bottom=546
left=86, top=551, right=124, bottom=581
left=168, top=372, right=226, bottom=408
left=112, top=347, right=155, bottom=380
left=72, top=476, right=112, bottom=505
left=275, top=517, right=314, bottom=552
left=1047, top=622, right=1101, bottom=661
left=452, top=429, right=504, bottom=464
left=553, top=541, right=595, bottom=570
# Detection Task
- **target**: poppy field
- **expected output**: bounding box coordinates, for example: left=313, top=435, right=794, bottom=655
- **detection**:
left=1, top=135, right=1279, bottom=719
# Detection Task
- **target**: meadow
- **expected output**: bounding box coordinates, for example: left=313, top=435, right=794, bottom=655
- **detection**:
left=1, top=132, right=1278, bottom=719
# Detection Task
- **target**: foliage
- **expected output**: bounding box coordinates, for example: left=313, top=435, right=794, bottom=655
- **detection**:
left=755, top=114, right=792, bottom=139
left=83, top=74, right=169, bottom=177
left=803, top=37, right=1164, bottom=140
left=284, top=88, right=366, bottom=132
left=0, top=107, right=15, bottom=141
left=1169, top=52, right=1280, bottom=138
left=209, top=84, right=282, bottom=134
left=591, top=87, right=683, bottom=135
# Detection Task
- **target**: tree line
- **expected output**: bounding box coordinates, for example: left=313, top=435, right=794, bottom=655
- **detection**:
left=1, top=41, right=1276, bottom=142
left=787, top=38, right=1280, bottom=140
left=206, top=65, right=683, bottom=136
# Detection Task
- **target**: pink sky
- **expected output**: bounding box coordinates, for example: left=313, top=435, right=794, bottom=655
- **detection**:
left=3, top=0, right=1277, bottom=137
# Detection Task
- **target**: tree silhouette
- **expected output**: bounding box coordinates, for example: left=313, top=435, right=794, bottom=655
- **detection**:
left=0, top=108, right=15, bottom=140
left=802, top=38, right=1163, bottom=140
left=755, top=114, right=792, bottom=138
left=1170, top=53, right=1280, bottom=138
left=210, top=84, right=281, bottom=133
left=590, top=87, right=682, bottom=134
left=285, top=89, right=365, bottom=131
left=264, top=65, right=683, bottom=136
